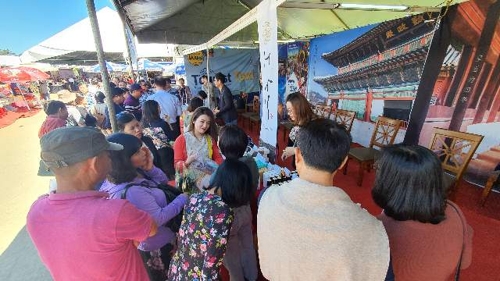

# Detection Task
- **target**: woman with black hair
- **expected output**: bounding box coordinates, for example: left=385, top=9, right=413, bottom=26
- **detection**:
left=142, top=100, right=175, bottom=178
left=100, top=133, right=188, bottom=281
left=372, top=144, right=473, bottom=280
left=168, top=159, right=254, bottom=280
left=116, top=111, right=162, bottom=170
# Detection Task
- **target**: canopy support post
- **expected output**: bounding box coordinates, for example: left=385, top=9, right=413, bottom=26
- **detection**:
left=86, top=0, right=117, bottom=132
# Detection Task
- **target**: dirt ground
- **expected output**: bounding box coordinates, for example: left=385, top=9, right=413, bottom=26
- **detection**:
left=0, top=111, right=52, bottom=280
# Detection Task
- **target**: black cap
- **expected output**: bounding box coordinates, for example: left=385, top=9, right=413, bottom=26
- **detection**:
left=111, top=87, right=125, bottom=97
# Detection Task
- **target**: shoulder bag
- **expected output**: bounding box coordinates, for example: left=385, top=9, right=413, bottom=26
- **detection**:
left=121, top=179, right=184, bottom=232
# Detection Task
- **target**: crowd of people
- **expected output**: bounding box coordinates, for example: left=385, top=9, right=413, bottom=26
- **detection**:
left=28, top=73, right=472, bottom=281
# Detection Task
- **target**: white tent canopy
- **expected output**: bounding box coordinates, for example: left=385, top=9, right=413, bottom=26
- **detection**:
left=0, top=55, right=21, bottom=67
left=20, top=7, right=178, bottom=64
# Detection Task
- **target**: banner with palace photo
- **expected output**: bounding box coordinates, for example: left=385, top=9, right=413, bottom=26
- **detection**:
left=417, top=0, right=500, bottom=188
left=307, top=12, right=438, bottom=146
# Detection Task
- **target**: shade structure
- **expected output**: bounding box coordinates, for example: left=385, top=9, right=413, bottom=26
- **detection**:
left=112, top=0, right=466, bottom=46
left=0, top=66, right=50, bottom=83
left=86, top=61, right=127, bottom=73
left=137, top=58, right=165, bottom=71
left=20, top=7, right=179, bottom=65
left=157, top=62, right=185, bottom=75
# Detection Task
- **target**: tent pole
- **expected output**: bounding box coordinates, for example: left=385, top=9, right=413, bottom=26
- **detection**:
left=206, top=46, right=211, bottom=109
left=86, top=0, right=117, bottom=132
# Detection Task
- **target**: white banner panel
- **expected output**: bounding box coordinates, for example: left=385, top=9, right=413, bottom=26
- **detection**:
left=258, top=0, right=279, bottom=149
left=124, top=24, right=138, bottom=66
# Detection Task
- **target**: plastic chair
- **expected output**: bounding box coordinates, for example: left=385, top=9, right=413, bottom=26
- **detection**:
left=343, top=116, right=402, bottom=186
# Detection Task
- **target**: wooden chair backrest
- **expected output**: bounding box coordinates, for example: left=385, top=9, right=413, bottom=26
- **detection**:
left=252, top=96, right=260, bottom=113
left=370, top=116, right=402, bottom=149
left=334, top=109, right=356, bottom=133
left=429, top=128, right=483, bottom=181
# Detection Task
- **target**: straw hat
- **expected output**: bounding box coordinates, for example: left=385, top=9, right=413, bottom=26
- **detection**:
left=50, top=90, right=76, bottom=104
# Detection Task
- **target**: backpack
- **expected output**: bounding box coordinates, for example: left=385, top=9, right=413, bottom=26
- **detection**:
left=93, top=112, right=105, bottom=128
left=120, top=180, right=184, bottom=232
left=76, top=106, right=97, bottom=127
left=84, top=113, right=98, bottom=127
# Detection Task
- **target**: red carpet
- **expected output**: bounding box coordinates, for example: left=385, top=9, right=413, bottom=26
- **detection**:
left=0, top=108, right=40, bottom=129
left=231, top=118, right=500, bottom=281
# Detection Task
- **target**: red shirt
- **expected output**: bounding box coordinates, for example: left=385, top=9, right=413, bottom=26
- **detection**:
left=27, top=191, right=153, bottom=281
left=173, top=133, right=223, bottom=166
left=38, top=115, right=66, bottom=138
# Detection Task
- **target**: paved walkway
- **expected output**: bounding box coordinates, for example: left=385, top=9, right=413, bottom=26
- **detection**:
left=0, top=111, right=51, bottom=280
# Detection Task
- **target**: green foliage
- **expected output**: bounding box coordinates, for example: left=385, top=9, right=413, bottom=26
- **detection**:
left=0, top=49, right=16, bottom=55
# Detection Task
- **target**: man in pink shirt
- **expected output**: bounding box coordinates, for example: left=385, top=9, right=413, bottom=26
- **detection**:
left=38, top=100, right=68, bottom=139
left=27, top=127, right=157, bottom=281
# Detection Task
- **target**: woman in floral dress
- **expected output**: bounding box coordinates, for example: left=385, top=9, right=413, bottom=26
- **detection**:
left=169, top=159, right=254, bottom=280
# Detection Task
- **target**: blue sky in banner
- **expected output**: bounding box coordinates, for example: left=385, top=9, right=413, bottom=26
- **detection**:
left=307, top=25, right=374, bottom=98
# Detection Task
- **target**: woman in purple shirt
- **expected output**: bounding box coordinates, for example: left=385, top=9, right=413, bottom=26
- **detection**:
left=100, top=133, right=188, bottom=281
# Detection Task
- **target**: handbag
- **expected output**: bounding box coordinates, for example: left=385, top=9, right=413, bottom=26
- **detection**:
left=448, top=202, right=466, bottom=281
left=121, top=180, right=184, bottom=232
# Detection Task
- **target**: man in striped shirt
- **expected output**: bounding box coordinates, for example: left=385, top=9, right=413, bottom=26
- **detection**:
left=124, top=83, right=143, bottom=121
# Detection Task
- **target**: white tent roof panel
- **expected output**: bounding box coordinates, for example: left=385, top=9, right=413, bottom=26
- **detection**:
left=20, top=7, right=178, bottom=64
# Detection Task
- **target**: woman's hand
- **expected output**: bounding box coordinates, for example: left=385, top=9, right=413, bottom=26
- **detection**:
left=185, top=152, right=199, bottom=167
left=142, top=147, right=154, bottom=172
left=281, top=146, right=295, bottom=161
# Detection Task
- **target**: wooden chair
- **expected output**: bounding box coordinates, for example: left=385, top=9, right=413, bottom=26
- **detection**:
left=428, top=128, right=483, bottom=198
left=333, top=109, right=356, bottom=133
left=248, top=98, right=261, bottom=131
left=241, top=96, right=260, bottom=130
left=343, top=116, right=402, bottom=186
left=480, top=170, right=500, bottom=206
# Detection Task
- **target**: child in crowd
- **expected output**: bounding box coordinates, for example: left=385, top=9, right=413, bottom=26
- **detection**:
left=168, top=159, right=254, bottom=280
left=217, top=125, right=259, bottom=281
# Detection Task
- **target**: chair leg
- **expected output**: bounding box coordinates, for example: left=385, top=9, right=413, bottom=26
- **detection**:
left=343, top=159, right=350, bottom=175
left=480, top=175, right=496, bottom=206
left=357, top=162, right=365, bottom=186
left=447, top=181, right=459, bottom=202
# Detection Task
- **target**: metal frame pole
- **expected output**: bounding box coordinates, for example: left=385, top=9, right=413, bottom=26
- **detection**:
left=206, top=47, right=211, bottom=109
left=86, top=0, right=117, bottom=132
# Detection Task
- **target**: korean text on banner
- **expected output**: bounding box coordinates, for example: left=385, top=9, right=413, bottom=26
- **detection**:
left=258, top=0, right=279, bottom=148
